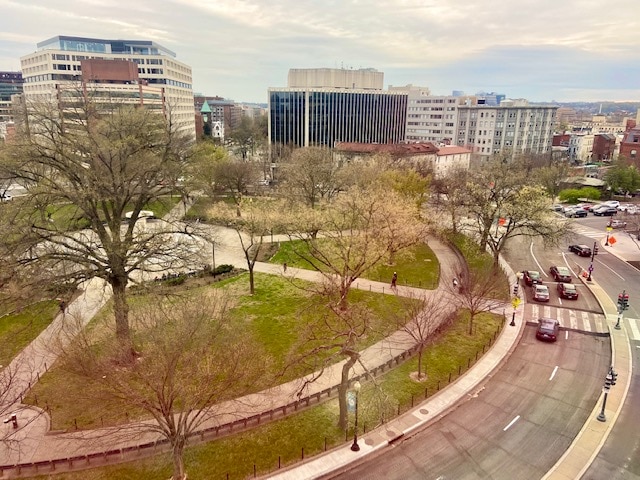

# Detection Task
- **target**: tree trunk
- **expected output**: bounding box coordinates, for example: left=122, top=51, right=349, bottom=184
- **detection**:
left=337, top=354, right=358, bottom=430
left=468, top=313, right=475, bottom=335
left=248, top=264, right=255, bottom=295
left=417, top=347, right=424, bottom=379
left=172, top=438, right=187, bottom=480
left=111, top=276, right=131, bottom=344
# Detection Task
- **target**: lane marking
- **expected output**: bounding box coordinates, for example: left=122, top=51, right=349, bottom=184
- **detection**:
left=549, top=366, right=559, bottom=381
left=562, top=252, right=580, bottom=278
left=503, top=415, right=521, bottom=431
left=628, top=318, right=640, bottom=341
left=565, top=330, right=569, bottom=340
left=569, top=310, right=578, bottom=330
left=530, top=241, right=548, bottom=277
left=594, top=258, right=625, bottom=281
left=581, top=311, right=592, bottom=332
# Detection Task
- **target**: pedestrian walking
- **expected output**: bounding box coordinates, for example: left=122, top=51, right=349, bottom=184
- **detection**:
left=58, top=298, right=67, bottom=315
left=452, top=278, right=459, bottom=288
left=283, top=262, right=287, bottom=273
left=391, top=272, right=397, bottom=290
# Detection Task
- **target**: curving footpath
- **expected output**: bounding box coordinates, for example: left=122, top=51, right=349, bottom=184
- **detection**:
left=0, top=204, right=636, bottom=479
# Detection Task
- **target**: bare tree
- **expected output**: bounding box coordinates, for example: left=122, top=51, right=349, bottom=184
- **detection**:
left=280, top=147, right=345, bottom=208
left=56, top=293, right=266, bottom=480
left=431, top=166, right=469, bottom=234
left=213, top=158, right=257, bottom=216
left=0, top=95, right=195, bottom=352
left=283, top=184, right=428, bottom=310
left=209, top=198, right=276, bottom=294
left=285, top=297, right=372, bottom=430
left=185, top=141, right=229, bottom=200
left=452, top=264, right=506, bottom=335
left=396, top=293, right=455, bottom=380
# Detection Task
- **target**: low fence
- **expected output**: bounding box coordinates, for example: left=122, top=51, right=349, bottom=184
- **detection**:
left=1, top=320, right=504, bottom=479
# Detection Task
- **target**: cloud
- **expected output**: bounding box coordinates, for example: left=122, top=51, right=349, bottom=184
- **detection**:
left=1, top=0, right=639, bottom=103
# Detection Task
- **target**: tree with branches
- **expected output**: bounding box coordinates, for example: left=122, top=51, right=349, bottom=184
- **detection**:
left=280, top=146, right=346, bottom=208
left=56, top=293, right=266, bottom=480
left=283, top=184, right=428, bottom=310
left=464, top=157, right=571, bottom=265
left=396, top=293, right=455, bottom=379
left=0, top=95, right=196, bottom=354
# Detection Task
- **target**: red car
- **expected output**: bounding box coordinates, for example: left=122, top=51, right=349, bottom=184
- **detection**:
left=557, top=283, right=579, bottom=300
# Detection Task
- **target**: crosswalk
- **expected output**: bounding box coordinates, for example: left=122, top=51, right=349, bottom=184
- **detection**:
left=524, top=304, right=640, bottom=339
left=571, top=226, right=608, bottom=240
left=524, top=304, right=608, bottom=334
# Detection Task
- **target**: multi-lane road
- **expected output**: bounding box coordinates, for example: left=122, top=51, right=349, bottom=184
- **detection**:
left=330, top=214, right=640, bottom=479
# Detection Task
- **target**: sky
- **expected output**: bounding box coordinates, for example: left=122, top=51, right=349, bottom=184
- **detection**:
left=1, top=0, right=639, bottom=104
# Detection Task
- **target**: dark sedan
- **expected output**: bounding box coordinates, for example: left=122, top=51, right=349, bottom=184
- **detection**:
left=557, top=283, right=579, bottom=300
left=536, top=318, right=560, bottom=342
left=593, top=207, right=617, bottom=216
left=568, top=244, right=592, bottom=257
left=522, top=270, right=542, bottom=286
left=550, top=265, right=572, bottom=282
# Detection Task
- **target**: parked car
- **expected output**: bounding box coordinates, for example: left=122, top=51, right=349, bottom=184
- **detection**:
left=617, top=203, right=634, bottom=212
left=565, top=208, right=587, bottom=218
left=522, top=270, right=542, bottom=286
left=603, top=200, right=620, bottom=208
left=575, top=203, right=594, bottom=211
left=536, top=318, right=560, bottom=342
left=533, top=284, right=550, bottom=302
left=568, top=244, right=592, bottom=257
left=593, top=206, right=617, bottom=216
left=550, top=265, right=572, bottom=282
left=609, top=219, right=627, bottom=229
left=552, top=204, right=564, bottom=212
left=626, top=206, right=639, bottom=215
left=557, top=282, right=579, bottom=300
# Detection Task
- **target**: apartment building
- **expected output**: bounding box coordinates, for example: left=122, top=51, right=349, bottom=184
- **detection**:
left=456, top=100, right=557, bottom=159
left=268, top=68, right=407, bottom=148
left=20, top=36, right=195, bottom=140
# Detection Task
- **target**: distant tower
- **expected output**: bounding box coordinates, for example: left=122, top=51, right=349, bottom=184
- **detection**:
left=200, top=101, right=212, bottom=136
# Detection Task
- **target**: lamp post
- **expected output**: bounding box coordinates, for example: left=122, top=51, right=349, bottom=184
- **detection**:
left=605, top=225, right=612, bottom=246
left=597, top=367, right=617, bottom=422
left=350, top=381, right=362, bottom=452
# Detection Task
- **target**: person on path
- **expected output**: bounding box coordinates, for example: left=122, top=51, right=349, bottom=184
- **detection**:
left=391, top=272, right=398, bottom=290
left=452, top=277, right=459, bottom=288
left=283, top=262, right=287, bottom=273
left=58, top=298, right=67, bottom=315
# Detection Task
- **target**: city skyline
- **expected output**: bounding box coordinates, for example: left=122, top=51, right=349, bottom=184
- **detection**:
left=1, top=0, right=638, bottom=104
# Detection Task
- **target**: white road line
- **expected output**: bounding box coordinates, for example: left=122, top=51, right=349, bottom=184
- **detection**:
left=544, top=305, right=552, bottom=318
left=594, top=258, right=625, bottom=281
left=530, top=241, right=548, bottom=276
left=503, top=415, right=521, bottom=431
left=569, top=310, right=578, bottom=330
left=565, top=330, right=569, bottom=340
left=549, top=366, right=559, bottom=381
left=562, top=252, right=580, bottom=278
left=531, top=304, right=539, bottom=319
left=581, top=311, right=592, bottom=332
left=628, top=318, right=640, bottom=341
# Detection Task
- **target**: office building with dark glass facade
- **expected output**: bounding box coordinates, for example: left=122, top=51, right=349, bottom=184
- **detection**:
left=269, top=87, right=407, bottom=148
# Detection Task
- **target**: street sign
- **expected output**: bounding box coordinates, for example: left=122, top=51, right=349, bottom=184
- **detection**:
left=588, top=264, right=594, bottom=272
left=511, top=297, right=521, bottom=309
left=609, top=236, right=617, bottom=245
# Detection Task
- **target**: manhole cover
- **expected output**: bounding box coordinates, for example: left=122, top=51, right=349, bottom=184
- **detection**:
left=419, top=408, right=429, bottom=415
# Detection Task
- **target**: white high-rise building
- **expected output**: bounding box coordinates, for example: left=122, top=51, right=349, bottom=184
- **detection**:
left=20, top=36, right=195, bottom=140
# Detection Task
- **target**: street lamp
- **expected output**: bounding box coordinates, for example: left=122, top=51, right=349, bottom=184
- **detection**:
left=350, top=381, right=362, bottom=452
left=605, top=225, right=612, bottom=246
left=597, top=367, right=617, bottom=422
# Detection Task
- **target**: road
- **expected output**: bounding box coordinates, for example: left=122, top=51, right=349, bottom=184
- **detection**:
left=333, top=328, right=608, bottom=480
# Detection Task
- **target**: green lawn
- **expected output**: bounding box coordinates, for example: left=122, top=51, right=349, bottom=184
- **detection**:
left=33, top=310, right=503, bottom=480
left=0, top=301, right=59, bottom=367
left=25, top=272, right=411, bottom=430
left=270, top=240, right=439, bottom=289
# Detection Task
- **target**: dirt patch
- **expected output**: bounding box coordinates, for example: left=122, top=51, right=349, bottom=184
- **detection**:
left=254, top=242, right=279, bottom=262
left=409, top=371, right=428, bottom=383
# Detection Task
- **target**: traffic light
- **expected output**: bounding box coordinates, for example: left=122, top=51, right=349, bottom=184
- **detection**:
left=617, top=292, right=630, bottom=311
left=609, top=368, right=618, bottom=386
left=593, top=243, right=599, bottom=256
left=604, top=373, right=613, bottom=390
left=513, top=283, right=519, bottom=296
